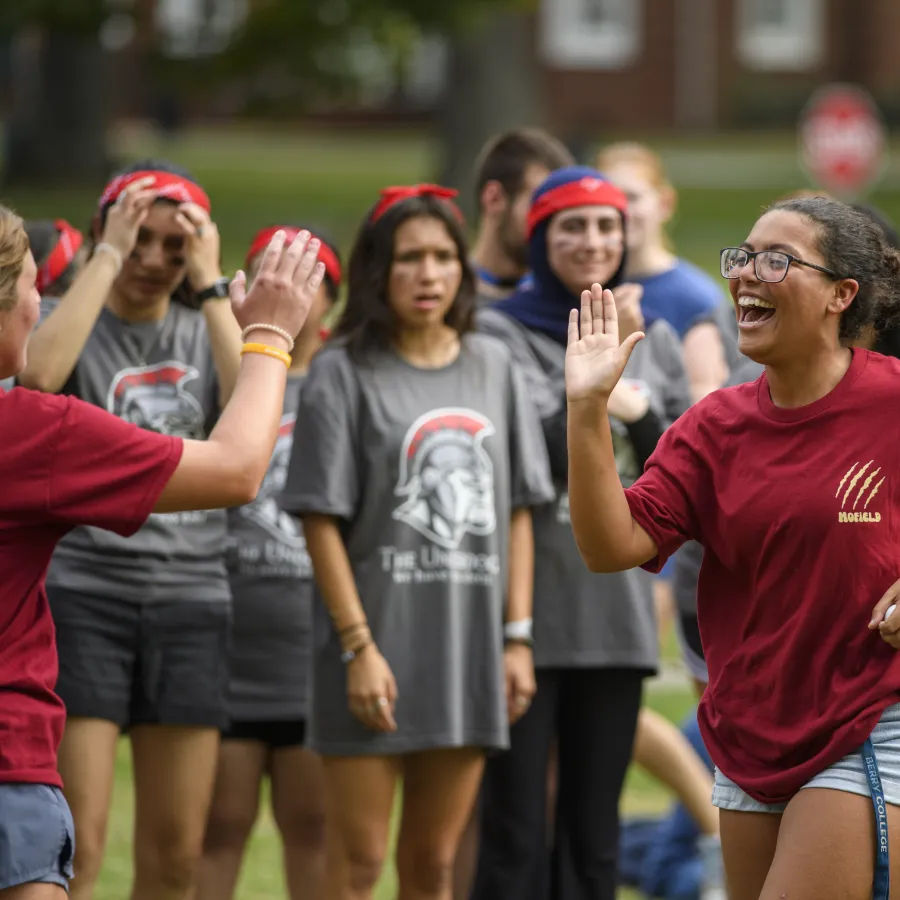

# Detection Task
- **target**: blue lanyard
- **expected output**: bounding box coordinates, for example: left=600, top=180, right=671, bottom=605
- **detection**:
left=862, top=737, right=890, bottom=900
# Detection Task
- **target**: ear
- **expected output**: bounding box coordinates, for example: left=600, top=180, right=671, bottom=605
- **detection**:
left=479, top=180, right=508, bottom=218
left=829, top=278, right=860, bottom=315
left=658, top=184, right=678, bottom=225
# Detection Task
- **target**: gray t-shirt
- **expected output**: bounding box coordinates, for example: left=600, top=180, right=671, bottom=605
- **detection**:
left=478, top=309, right=691, bottom=670
left=226, top=375, right=311, bottom=721
left=282, top=335, right=555, bottom=755
left=44, top=300, right=229, bottom=604
left=673, top=354, right=765, bottom=617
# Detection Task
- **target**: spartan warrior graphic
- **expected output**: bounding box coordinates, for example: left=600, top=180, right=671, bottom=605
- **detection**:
left=241, top=414, right=303, bottom=541
left=107, top=362, right=205, bottom=439
left=393, top=408, right=497, bottom=550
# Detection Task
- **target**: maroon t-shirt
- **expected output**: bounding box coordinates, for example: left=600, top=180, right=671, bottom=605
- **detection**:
left=0, top=387, right=182, bottom=786
left=626, top=349, right=900, bottom=803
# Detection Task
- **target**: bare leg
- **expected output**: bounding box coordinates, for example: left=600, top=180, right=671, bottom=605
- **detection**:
left=56, top=718, right=120, bottom=900
left=321, top=756, right=399, bottom=900
left=395, top=748, right=485, bottom=900
left=197, top=739, right=267, bottom=900
left=633, top=707, right=719, bottom=835
left=130, top=725, right=220, bottom=900
left=718, top=809, right=780, bottom=900
left=0, top=886, right=68, bottom=900
left=758, top=788, right=900, bottom=900
left=270, top=746, right=328, bottom=900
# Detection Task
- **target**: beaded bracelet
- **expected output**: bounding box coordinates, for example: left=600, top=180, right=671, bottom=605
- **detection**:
left=240, top=342, right=291, bottom=367
left=240, top=323, right=295, bottom=353
left=94, top=242, right=124, bottom=274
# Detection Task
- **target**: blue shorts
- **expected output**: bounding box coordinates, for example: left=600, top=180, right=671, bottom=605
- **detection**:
left=712, top=702, right=900, bottom=813
left=0, top=784, right=75, bottom=891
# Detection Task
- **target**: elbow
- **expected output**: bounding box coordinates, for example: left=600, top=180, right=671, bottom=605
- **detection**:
left=231, top=464, right=265, bottom=507
left=17, top=369, right=60, bottom=394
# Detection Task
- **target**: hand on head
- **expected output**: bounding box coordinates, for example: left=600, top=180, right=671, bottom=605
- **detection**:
left=100, top=175, right=158, bottom=260
left=175, top=202, right=222, bottom=290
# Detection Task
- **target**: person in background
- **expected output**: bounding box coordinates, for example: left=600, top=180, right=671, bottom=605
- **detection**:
left=473, top=166, right=690, bottom=900
left=470, top=128, right=574, bottom=302
left=595, top=142, right=728, bottom=403
left=0, top=202, right=324, bottom=899
left=284, top=183, right=554, bottom=900
left=18, top=160, right=243, bottom=900
left=198, top=225, right=342, bottom=900
left=25, top=219, right=88, bottom=299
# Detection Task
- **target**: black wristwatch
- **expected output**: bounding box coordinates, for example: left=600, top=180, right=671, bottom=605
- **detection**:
left=194, top=277, right=230, bottom=303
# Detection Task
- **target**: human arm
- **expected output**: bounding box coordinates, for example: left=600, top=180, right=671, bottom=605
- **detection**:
left=175, top=203, right=243, bottom=406
left=153, top=229, right=324, bottom=512
left=303, top=514, right=398, bottom=732
left=504, top=506, right=536, bottom=723
left=18, top=177, right=158, bottom=393
left=565, top=284, right=660, bottom=572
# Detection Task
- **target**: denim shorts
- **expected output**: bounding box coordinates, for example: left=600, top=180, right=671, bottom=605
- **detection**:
left=0, top=784, right=75, bottom=891
left=712, top=702, right=900, bottom=813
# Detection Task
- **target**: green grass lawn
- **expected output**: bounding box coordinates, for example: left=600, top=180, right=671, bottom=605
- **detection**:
left=7, top=123, right=886, bottom=897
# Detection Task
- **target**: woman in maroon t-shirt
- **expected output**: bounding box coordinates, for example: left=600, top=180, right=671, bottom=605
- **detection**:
left=0, top=202, right=324, bottom=900
left=565, top=196, right=900, bottom=900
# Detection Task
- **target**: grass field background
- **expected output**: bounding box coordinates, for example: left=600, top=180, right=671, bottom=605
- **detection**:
left=3, top=124, right=897, bottom=897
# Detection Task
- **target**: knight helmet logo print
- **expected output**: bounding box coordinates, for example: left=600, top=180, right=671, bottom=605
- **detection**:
left=836, top=461, right=885, bottom=523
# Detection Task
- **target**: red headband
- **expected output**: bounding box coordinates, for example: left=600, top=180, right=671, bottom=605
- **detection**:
left=526, top=176, right=628, bottom=239
left=245, top=226, right=342, bottom=287
left=371, top=184, right=465, bottom=224
left=36, top=220, right=84, bottom=295
left=98, top=170, right=211, bottom=212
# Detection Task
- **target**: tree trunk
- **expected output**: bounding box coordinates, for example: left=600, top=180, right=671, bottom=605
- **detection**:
left=436, top=8, right=545, bottom=218
left=3, top=26, right=111, bottom=187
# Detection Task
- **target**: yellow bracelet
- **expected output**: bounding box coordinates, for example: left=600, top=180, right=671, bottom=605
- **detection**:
left=240, top=342, right=292, bottom=367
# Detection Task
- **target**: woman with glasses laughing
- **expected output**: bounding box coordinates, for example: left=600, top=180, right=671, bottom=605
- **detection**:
left=565, top=195, right=900, bottom=900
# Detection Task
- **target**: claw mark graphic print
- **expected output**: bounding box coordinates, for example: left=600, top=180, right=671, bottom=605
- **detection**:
left=836, top=460, right=886, bottom=522
left=393, top=408, right=497, bottom=550
left=107, top=362, right=206, bottom=439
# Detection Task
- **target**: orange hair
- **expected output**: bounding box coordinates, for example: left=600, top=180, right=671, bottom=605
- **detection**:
left=595, top=142, right=674, bottom=195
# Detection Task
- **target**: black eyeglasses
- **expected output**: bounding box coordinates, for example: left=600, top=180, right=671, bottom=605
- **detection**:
left=720, top=247, right=847, bottom=284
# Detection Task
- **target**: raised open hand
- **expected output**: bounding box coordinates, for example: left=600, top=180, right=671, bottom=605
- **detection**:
left=565, top=283, right=645, bottom=403
left=229, top=230, right=324, bottom=344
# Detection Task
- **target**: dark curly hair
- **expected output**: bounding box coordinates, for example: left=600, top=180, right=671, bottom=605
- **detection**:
left=768, top=196, right=900, bottom=343
left=330, top=195, right=475, bottom=360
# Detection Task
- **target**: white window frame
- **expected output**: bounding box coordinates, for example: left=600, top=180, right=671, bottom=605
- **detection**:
left=735, top=0, right=825, bottom=71
left=540, top=0, right=643, bottom=70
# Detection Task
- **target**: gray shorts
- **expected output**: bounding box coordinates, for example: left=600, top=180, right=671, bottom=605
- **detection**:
left=0, top=784, right=75, bottom=891
left=713, top=702, right=900, bottom=813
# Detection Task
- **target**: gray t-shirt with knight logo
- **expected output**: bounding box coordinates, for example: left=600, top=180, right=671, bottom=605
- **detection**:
left=282, top=334, right=555, bottom=756
left=43, top=300, right=229, bottom=604
left=478, top=309, right=691, bottom=670
left=226, top=375, right=312, bottom=721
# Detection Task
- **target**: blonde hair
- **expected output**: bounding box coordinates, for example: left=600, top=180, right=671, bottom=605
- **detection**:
left=0, top=205, right=28, bottom=313
left=595, top=141, right=674, bottom=195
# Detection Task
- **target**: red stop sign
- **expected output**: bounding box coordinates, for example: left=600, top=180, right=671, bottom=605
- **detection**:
left=799, top=84, right=886, bottom=198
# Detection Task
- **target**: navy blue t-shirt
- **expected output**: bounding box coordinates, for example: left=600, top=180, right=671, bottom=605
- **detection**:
left=637, top=259, right=724, bottom=339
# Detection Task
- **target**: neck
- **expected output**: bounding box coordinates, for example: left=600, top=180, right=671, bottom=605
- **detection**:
left=765, top=345, right=853, bottom=408
left=471, top=226, right=525, bottom=284
left=289, top=327, right=321, bottom=375
left=105, top=287, right=170, bottom=323
left=625, top=241, right=676, bottom=279
left=394, top=324, right=460, bottom=369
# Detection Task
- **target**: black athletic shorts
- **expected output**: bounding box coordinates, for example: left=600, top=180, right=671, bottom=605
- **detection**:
left=49, top=586, right=231, bottom=730
left=222, top=718, right=307, bottom=749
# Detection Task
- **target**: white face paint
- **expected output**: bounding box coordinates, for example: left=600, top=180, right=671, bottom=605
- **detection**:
left=545, top=205, right=624, bottom=296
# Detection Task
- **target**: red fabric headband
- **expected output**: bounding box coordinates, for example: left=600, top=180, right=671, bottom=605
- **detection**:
left=245, top=226, right=342, bottom=287
left=36, top=220, right=84, bottom=295
left=371, top=184, right=464, bottom=224
left=526, top=176, right=628, bottom=239
left=98, top=170, right=211, bottom=212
